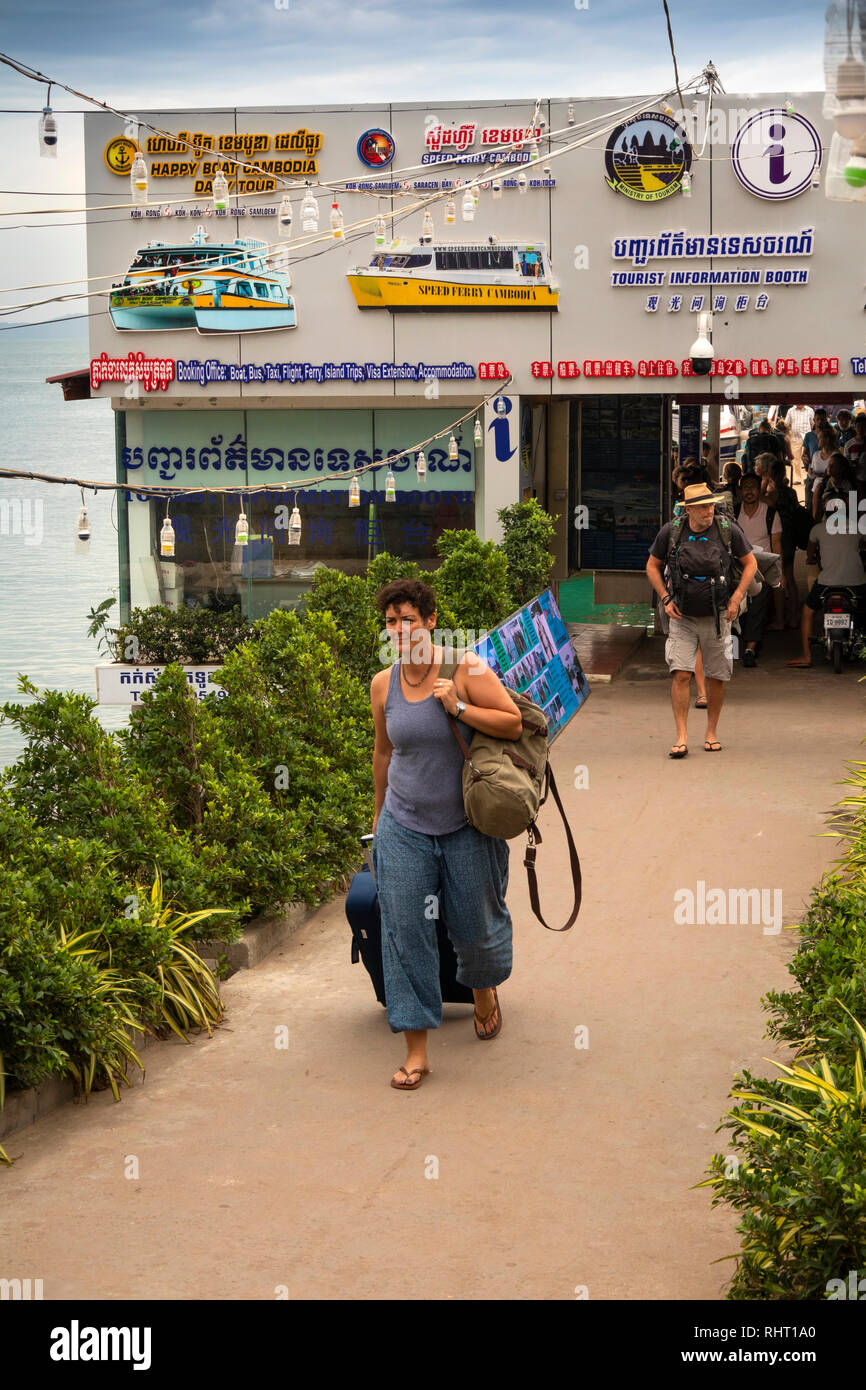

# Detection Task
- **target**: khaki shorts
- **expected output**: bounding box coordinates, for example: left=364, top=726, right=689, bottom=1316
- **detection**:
left=665, top=613, right=733, bottom=682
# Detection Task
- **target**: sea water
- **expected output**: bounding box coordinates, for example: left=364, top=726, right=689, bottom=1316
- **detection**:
left=0, top=340, right=129, bottom=768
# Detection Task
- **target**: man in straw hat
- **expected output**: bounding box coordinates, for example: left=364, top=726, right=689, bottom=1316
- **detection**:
left=646, top=484, right=758, bottom=757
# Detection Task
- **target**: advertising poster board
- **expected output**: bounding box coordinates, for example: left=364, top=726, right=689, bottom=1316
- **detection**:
left=475, top=588, right=589, bottom=744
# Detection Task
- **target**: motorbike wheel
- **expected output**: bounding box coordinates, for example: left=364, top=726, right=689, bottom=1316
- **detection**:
left=833, top=641, right=843, bottom=674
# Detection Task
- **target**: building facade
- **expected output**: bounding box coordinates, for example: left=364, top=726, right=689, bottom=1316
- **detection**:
left=80, top=93, right=864, bottom=621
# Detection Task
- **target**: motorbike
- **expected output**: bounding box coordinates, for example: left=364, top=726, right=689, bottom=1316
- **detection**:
left=821, top=587, right=863, bottom=673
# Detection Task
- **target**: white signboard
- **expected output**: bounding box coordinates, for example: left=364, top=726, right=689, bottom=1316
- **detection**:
left=96, top=663, right=225, bottom=704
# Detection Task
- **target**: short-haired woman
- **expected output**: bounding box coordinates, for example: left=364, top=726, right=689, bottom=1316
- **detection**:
left=370, top=579, right=523, bottom=1091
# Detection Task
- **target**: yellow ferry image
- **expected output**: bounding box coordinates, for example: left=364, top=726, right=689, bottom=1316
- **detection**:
left=346, top=238, right=559, bottom=311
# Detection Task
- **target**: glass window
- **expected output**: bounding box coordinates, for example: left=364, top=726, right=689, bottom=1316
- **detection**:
left=254, top=283, right=270, bottom=298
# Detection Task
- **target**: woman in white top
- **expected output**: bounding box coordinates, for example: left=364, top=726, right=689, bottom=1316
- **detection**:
left=807, top=426, right=838, bottom=519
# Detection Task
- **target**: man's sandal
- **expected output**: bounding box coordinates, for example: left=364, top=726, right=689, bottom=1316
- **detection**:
left=669, top=744, right=689, bottom=759
left=474, top=987, right=502, bottom=1040
left=704, top=741, right=723, bottom=752
left=694, top=694, right=708, bottom=709
left=391, top=1066, right=430, bottom=1091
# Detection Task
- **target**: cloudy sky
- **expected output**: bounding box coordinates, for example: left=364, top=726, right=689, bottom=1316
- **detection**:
left=0, top=0, right=831, bottom=330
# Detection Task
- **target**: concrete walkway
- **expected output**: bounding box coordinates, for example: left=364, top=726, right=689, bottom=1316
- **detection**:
left=2, top=631, right=863, bottom=1301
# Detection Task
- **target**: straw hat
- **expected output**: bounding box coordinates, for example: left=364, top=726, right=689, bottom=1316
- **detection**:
left=682, top=484, right=717, bottom=507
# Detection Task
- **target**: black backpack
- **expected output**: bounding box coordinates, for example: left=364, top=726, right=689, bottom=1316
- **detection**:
left=743, top=429, right=782, bottom=472
left=773, top=490, right=813, bottom=551
left=666, top=512, right=735, bottom=623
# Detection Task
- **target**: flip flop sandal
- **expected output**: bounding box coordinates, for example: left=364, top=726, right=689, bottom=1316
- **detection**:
left=391, top=1066, right=430, bottom=1091
left=475, top=987, right=502, bottom=1040
left=669, top=744, right=689, bottom=758
left=694, top=695, right=708, bottom=709
left=704, top=741, right=723, bottom=752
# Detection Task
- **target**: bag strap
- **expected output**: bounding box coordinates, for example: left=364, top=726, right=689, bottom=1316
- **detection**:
left=525, top=765, right=582, bottom=932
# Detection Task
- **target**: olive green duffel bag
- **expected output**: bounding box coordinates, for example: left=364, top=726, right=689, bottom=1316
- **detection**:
left=438, top=658, right=581, bottom=932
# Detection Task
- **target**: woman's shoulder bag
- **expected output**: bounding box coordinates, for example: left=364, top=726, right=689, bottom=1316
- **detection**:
left=438, top=657, right=581, bottom=932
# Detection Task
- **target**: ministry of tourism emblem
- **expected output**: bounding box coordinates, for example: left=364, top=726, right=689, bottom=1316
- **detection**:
left=731, top=109, right=821, bottom=200
left=604, top=110, right=692, bottom=202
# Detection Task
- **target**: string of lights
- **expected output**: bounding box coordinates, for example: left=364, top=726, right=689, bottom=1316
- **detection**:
left=0, top=84, right=708, bottom=313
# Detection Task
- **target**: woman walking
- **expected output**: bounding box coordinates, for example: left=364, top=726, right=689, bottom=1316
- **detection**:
left=370, top=579, right=523, bottom=1091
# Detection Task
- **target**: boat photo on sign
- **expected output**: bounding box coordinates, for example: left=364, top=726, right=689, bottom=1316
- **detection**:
left=109, top=227, right=296, bottom=333
left=346, top=238, right=559, bottom=310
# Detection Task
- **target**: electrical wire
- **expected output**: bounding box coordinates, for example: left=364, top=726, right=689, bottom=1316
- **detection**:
left=661, top=0, right=688, bottom=116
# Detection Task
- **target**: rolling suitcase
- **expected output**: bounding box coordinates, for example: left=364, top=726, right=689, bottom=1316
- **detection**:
left=346, top=834, right=474, bottom=1008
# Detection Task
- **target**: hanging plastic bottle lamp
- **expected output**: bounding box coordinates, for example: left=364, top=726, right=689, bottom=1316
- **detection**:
left=130, top=152, right=148, bottom=205
left=474, top=417, right=482, bottom=447
left=39, top=105, right=57, bottom=157
left=76, top=505, right=91, bottom=543
left=517, top=169, right=528, bottom=194
left=301, top=186, right=319, bottom=232
left=160, top=516, right=175, bottom=557
left=449, top=434, right=459, bottom=460
left=416, top=449, right=426, bottom=480
left=288, top=504, right=302, bottom=545
left=567, top=102, right=575, bottom=126
left=349, top=473, right=361, bottom=507
left=375, top=214, right=386, bottom=244
left=492, top=176, right=503, bottom=200
left=278, top=194, right=293, bottom=233
left=444, top=196, right=456, bottom=223
left=212, top=170, right=229, bottom=210
left=235, top=510, right=249, bottom=546
left=385, top=469, right=396, bottom=502
left=421, top=209, right=434, bottom=243
left=461, top=190, right=475, bottom=221
left=330, top=201, right=344, bottom=239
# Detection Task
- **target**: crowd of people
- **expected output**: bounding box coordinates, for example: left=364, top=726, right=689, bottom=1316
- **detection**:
left=651, top=405, right=866, bottom=753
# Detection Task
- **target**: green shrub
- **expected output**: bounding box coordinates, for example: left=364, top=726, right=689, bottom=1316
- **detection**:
left=113, top=604, right=253, bottom=665
left=0, top=911, right=130, bottom=1095
left=764, top=877, right=866, bottom=1059
left=296, top=566, right=382, bottom=684
left=429, top=529, right=512, bottom=632
left=366, top=552, right=422, bottom=594
left=0, top=677, right=243, bottom=936
left=209, top=607, right=376, bottom=899
left=497, top=499, right=557, bottom=610
left=702, top=751, right=866, bottom=1298
left=120, top=662, right=302, bottom=917
left=701, top=1017, right=866, bottom=1300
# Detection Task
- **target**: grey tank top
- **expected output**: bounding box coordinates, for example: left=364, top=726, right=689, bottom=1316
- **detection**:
left=384, top=658, right=473, bottom=835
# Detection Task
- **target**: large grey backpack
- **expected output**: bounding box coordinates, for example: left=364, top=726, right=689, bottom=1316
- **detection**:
left=438, top=657, right=581, bottom=932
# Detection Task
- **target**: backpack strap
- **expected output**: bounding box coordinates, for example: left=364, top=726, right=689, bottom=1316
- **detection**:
left=668, top=511, right=688, bottom=557
left=525, top=765, right=582, bottom=932
left=714, top=513, right=733, bottom=552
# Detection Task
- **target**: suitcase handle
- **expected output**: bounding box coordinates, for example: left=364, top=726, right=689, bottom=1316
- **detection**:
left=360, top=832, right=375, bottom=882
